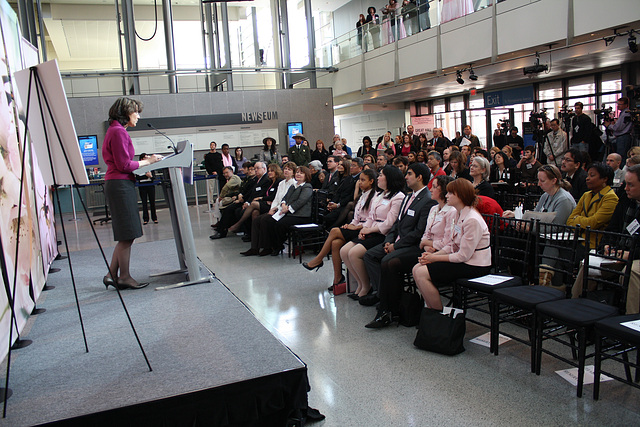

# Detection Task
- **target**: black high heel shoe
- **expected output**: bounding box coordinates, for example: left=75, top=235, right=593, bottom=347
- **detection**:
left=103, top=274, right=116, bottom=289
left=365, top=311, right=398, bottom=329
left=303, top=261, right=323, bottom=272
left=328, top=274, right=346, bottom=292
left=116, top=279, right=149, bottom=290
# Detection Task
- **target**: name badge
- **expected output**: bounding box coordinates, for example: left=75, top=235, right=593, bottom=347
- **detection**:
left=255, top=187, right=261, bottom=191
left=613, top=178, right=621, bottom=185
left=627, top=219, right=640, bottom=235
left=407, top=209, right=415, bottom=217
left=381, top=199, right=390, bottom=206
left=526, top=163, right=532, bottom=169
left=434, top=216, right=443, bottom=223
left=454, top=224, right=462, bottom=234
left=574, top=125, right=579, bottom=133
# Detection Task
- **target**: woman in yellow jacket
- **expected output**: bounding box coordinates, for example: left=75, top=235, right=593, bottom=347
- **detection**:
left=540, top=163, right=618, bottom=289
left=566, top=162, right=619, bottom=248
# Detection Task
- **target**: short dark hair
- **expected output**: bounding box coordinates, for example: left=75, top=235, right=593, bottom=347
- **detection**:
left=283, top=161, right=297, bottom=172
left=352, top=157, right=364, bottom=168
left=408, top=162, right=430, bottom=184
left=574, top=101, right=584, bottom=108
left=393, top=156, right=409, bottom=166
left=221, top=143, right=230, bottom=149
left=550, top=118, right=560, bottom=125
left=619, top=96, right=630, bottom=107
left=524, top=146, right=535, bottom=153
left=587, top=162, right=615, bottom=186
left=223, top=166, right=234, bottom=173
left=384, top=148, right=395, bottom=156
left=433, top=175, right=455, bottom=201
left=626, top=164, right=640, bottom=182
left=108, top=97, right=143, bottom=126
left=566, top=148, right=583, bottom=167
left=242, top=161, right=254, bottom=169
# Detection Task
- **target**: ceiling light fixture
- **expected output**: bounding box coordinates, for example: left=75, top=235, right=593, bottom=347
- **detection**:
left=456, top=70, right=464, bottom=85
left=523, top=53, right=548, bottom=75
left=468, top=67, right=478, bottom=81
left=629, top=31, right=638, bottom=53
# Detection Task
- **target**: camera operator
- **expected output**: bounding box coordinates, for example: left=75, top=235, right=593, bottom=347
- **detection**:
left=604, top=96, right=633, bottom=161
left=506, top=126, right=524, bottom=161
left=543, top=119, right=568, bottom=167
left=492, top=122, right=507, bottom=150
left=570, top=102, right=593, bottom=154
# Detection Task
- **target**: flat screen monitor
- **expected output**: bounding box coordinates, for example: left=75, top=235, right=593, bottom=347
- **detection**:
left=78, top=135, right=99, bottom=167
left=287, top=122, right=303, bottom=147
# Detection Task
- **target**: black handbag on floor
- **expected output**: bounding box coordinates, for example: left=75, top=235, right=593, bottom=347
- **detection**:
left=413, top=307, right=466, bottom=355
left=398, top=285, right=422, bottom=327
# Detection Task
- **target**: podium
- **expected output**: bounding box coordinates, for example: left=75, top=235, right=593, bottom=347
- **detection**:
left=135, top=141, right=212, bottom=289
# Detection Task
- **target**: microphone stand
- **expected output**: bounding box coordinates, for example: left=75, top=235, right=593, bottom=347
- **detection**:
left=147, top=123, right=178, bottom=154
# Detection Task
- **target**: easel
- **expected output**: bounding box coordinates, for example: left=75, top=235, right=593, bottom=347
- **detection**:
left=135, top=141, right=214, bottom=290
left=3, top=62, right=152, bottom=417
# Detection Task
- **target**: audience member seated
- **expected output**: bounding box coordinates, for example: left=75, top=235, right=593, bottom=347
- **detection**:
left=302, top=169, right=378, bottom=289
left=211, top=161, right=269, bottom=240
left=228, top=163, right=283, bottom=238
left=489, top=151, right=513, bottom=184
left=363, top=153, right=376, bottom=166
left=361, top=163, right=435, bottom=308
left=566, top=162, right=618, bottom=249
left=501, top=145, right=518, bottom=168
left=569, top=164, right=640, bottom=314
left=407, top=152, right=417, bottom=164
left=214, top=166, right=242, bottom=222
left=399, top=134, right=417, bottom=156
left=366, top=176, right=456, bottom=329
left=392, top=156, right=409, bottom=175
left=324, top=158, right=361, bottom=228
left=431, top=128, right=450, bottom=154
left=320, top=155, right=341, bottom=198
left=256, top=166, right=314, bottom=256
left=516, top=146, right=543, bottom=184
left=470, top=156, right=496, bottom=200
left=376, top=154, right=388, bottom=169
left=416, top=150, right=427, bottom=164
left=240, top=162, right=297, bottom=256
left=309, top=160, right=325, bottom=189
left=561, top=148, right=588, bottom=202
left=412, top=179, right=491, bottom=312
left=607, top=153, right=624, bottom=188
left=339, top=166, right=406, bottom=299
left=426, top=151, right=446, bottom=190
left=448, top=150, right=471, bottom=181
left=332, top=140, right=348, bottom=158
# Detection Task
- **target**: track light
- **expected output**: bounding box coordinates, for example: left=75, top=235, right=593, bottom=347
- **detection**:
left=629, top=31, right=638, bottom=53
left=456, top=70, right=464, bottom=85
left=468, top=68, right=478, bottom=81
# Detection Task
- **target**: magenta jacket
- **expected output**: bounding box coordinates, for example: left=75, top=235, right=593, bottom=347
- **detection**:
left=102, top=121, right=140, bottom=181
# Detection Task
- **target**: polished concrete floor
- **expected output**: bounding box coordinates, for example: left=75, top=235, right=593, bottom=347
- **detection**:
left=58, top=205, right=640, bottom=426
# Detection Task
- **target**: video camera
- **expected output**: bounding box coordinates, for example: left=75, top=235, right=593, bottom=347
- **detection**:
left=499, top=118, right=510, bottom=135
left=626, top=84, right=640, bottom=134
left=594, top=104, right=615, bottom=127
left=529, top=109, right=547, bottom=129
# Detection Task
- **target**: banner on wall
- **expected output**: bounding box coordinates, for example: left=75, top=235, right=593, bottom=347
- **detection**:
left=410, top=115, right=435, bottom=140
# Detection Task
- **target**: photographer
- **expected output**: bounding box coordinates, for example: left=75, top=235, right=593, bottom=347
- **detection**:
left=604, top=97, right=633, bottom=161
left=492, top=122, right=507, bottom=150
left=506, top=127, right=524, bottom=161
left=570, top=102, right=593, bottom=153
left=543, top=119, right=568, bottom=167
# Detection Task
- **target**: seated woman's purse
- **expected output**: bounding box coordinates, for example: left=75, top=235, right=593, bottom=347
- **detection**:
left=414, top=307, right=466, bottom=355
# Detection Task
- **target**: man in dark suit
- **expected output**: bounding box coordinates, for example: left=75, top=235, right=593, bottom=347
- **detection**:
left=211, top=162, right=270, bottom=239
left=320, top=156, right=341, bottom=198
left=455, top=125, right=480, bottom=149
left=430, top=128, right=450, bottom=154
left=323, top=158, right=363, bottom=228
left=360, top=163, right=436, bottom=315
left=407, top=125, right=420, bottom=147
left=288, top=133, right=311, bottom=166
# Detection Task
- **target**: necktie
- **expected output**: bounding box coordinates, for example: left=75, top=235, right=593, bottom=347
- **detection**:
left=403, top=192, right=416, bottom=216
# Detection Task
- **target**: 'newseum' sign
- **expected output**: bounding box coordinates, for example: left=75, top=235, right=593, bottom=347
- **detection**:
left=484, top=86, right=535, bottom=108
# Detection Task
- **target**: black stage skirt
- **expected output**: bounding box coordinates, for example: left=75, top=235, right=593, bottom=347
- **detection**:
left=105, top=179, right=143, bottom=241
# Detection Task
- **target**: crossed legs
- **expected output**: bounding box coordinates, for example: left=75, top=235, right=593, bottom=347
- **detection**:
left=341, top=242, right=370, bottom=297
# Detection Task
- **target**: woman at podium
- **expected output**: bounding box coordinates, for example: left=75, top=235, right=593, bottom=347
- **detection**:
left=102, top=97, right=160, bottom=290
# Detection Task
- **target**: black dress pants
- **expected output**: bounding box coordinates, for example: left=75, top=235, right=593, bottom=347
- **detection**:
left=138, top=185, right=157, bottom=222
left=378, top=247, right=422, bottom=314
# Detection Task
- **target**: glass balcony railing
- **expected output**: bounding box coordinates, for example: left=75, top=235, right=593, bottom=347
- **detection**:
left=315, top=0, right=495, bottom=67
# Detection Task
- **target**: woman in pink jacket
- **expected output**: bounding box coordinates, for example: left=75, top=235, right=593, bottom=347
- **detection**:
left=412, top=178, right=491, bottom=310
left=341, top=166, right=406, bottom=298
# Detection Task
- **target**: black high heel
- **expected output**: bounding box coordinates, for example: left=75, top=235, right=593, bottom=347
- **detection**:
left=365, top=311, right=399, bottom=329
left=103, top=274, right=116, bottom=289
left=328, top=274, right=346, bottom=291
left=303, top=261, right=323, bottom=272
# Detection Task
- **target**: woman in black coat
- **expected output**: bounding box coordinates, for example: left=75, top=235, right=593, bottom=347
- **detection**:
left=357, top=136, right=377, bottom=158
left=311, top=139, right=329, bottom=170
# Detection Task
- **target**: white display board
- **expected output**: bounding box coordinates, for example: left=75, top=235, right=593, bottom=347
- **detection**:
left=351, top=120, right=389, bottom=147
left=411, top=115, right=435, bottom=140
left=131, top=127, right=279, bottom=155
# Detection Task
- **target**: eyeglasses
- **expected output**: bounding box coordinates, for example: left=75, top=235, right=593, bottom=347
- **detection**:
left=562, top=157, right=574, bottom=163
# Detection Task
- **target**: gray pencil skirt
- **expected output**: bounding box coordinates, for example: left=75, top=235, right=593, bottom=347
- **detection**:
left=105, top=179, right=143, bottom=242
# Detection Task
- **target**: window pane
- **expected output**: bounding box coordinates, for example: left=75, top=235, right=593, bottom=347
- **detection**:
left=601, top=71, right=621, bottom=93
left=469, top=93, right=484, bottom=109
left=433, top=99, right=446, bottom=113
left=539, top=81, right=562, bottom=101
left=450, top=96, right=464, bottom=111
left=568, top=76, right=595, bottom=98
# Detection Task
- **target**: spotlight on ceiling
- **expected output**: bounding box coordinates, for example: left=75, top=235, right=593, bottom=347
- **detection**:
left=629, top=31, right=638, bottom=53
left=468, top=68, right=478, bottom=81
left=523, top=54, right=548, bottom=75
left=456, top=70, right=464, bottom=85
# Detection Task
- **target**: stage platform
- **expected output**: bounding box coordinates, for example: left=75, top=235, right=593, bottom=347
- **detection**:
left=0, top=240, right=308, bottom=426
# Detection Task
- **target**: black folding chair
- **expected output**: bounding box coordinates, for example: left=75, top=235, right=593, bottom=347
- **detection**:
left=491, top=222, right=582, bottom=372
left=454, top=215, right=535, bottom=354
left=288, top=190, right=328, bottom=263
left=534, top=228, right=637, bottom=397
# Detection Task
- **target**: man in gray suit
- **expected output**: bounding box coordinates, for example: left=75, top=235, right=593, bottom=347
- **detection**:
left=360, top=163, right=435, bottom=309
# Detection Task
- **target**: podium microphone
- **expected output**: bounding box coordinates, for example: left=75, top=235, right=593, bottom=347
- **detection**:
left=147, top=123, right=178, bottom=154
